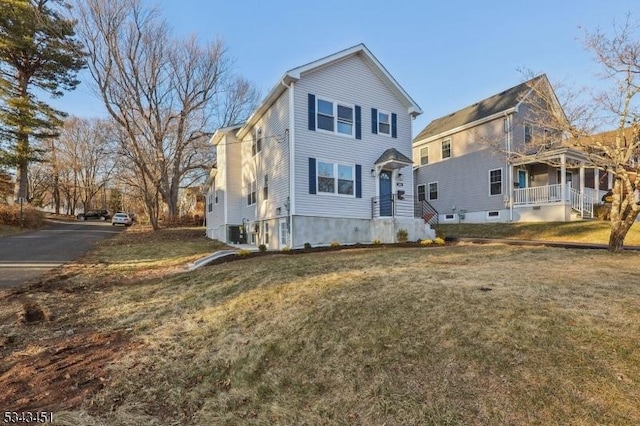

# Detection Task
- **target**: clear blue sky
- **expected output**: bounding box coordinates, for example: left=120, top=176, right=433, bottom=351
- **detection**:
left=55, top=0, right=640, bottom=135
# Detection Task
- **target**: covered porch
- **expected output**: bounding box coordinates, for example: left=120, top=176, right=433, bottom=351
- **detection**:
left=510, top=148, right=610, bottom=221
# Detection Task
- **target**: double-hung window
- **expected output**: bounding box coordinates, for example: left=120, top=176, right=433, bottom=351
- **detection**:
left=442, top=139, right=451, bottom=159
left=317, top=98, right=354, bottom=137
left=252, top=128, right=262, bottom=156
left=247, top=179, right=256, bottom=205
left=420, top=146, right=429, bottom=165
left=263, top=174, right=269, bottom=200
left=524, top=124, right=532, bottom=143
left=428, top=182, right=438, bottom=200
left=489, top=169, right=502, bottom=196
left=318, top=161, right=354, bottom=196
left=378, top=111, right=391, bottom=135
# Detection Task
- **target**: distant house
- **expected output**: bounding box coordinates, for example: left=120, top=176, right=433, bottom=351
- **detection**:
left=204, top=44, right=435, bottom=248
left=412, top=75, right=609, bottom=223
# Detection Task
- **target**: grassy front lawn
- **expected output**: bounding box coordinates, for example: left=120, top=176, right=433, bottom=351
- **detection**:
left=437, top=220, right=640, bottom=245
left=1, top=228, right=639, bottom=425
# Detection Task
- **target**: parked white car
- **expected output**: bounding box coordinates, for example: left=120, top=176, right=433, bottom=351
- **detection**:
left=111, top=212, right=133, bottom=227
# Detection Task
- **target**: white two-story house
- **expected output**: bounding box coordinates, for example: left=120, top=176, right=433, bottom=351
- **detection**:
left=204, top=44, right=434, bottom=249
left=413, top=75, right=609, bottom=223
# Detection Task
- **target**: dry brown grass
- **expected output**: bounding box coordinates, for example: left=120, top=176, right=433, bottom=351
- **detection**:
left=437, top=221, right=640, bottom=245
left=2, top=229, right=640, bottom=425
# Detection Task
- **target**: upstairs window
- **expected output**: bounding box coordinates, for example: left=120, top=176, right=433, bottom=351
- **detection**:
left=309, top=94, right=361, bottom=139
left=252, top=128, right=262, bottom=156
left=317, top=98, right=354, bottom=137
left=378, top=111, right=391, bottom=135
left=524, top=124, right=532, bottom=143
left=442, top=139, right=451, bottom=159
left=420, top=146, right=429, bottom=165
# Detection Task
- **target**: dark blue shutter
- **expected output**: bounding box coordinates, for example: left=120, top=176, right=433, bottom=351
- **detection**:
left=355, top=105, right=361, bottom=140
left=308, top=94, right=316, bottom=131
left=355, top=164, right=362, bottom=198
left=391, top=113, right=397, bottom=138
left=309, top=157, right=316, bottom=194
left=371, top=108, right=378, bottom=134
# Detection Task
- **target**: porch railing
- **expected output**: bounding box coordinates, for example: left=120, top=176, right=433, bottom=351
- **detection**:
left=513, top=183, right=566, bottom=205
left=513, top=184, right=595, bottom=218
left=371, top=194, right=438, bottom=225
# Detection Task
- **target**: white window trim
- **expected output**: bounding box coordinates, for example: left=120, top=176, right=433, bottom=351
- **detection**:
left=420, top=146, right=429, bottom=166
left=428, top=181, right=438, bottom=201
left=444, top=214, right=456, bottom=221
left=487, top=211, right=501, bottom=219
left=489, top=168, right=503, bottom=196
left=377, top=109, right=392, bottom=136
left=441, top=138, right=452, bottom=160
left=316, top=96, right=355, bottom=138
left=316, top=160, right=356, bottom=198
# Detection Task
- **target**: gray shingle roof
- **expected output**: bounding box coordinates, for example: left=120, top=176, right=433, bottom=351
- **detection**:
left=374, top=147, right=413, bottom=166
left=415, top=75, right=546, bottom=141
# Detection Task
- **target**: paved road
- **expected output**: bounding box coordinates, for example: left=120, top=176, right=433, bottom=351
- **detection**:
left=0, top=219, right=124, bottom=288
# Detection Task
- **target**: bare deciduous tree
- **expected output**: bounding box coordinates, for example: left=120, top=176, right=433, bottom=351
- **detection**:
left=74, top=0, right=258, bottom=229
left=509, top=16, right=640, bottom=251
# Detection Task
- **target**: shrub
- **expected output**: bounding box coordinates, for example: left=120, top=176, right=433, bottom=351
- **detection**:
left=420, top=239, right=433, bottom=246
left=237, top=249, right=251, bottom=257
left=282, top=246, right=291, bottom=253
left=433, top=237, right=445, bottom=245
left=396, top=228, right=408, bottom=243
left=593, top=204, right=610, bottom=221
left=0, top=205, right=45, bottom=228
left=304, top=242, right=312, bottom=250
left=330, top=241, right=340, bottom=248
left=258, top=244, right=267, bottom=252
left=372, top=239, right=382, bottom=245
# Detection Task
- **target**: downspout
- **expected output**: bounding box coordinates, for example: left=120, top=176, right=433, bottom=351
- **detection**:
left=287, top=80, right=296, bottom=248
left=505, top=112, right=513, bottom=222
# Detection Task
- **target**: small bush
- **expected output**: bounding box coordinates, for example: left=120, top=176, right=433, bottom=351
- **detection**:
left=330, top=241, right=340, bottom=248
left=0, top=204, right=45, bottom=228
left=282, top=246, right=291, bottom=253
left=433, top=237, right=445, bottom=245
left=396, top=228, right=408, bottom=243
left=258, top=244, right=267, bottom=252
left=593, top=204, right=610, bottom=221
left=237, top=249, right=251, bottom=257
left=372, top=239, right=382, bottom=245
left=304, top=242, right=312, bottom=250
left=420, top=239, right=433, bottom=246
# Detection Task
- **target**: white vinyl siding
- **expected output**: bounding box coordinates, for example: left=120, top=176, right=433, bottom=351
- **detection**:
left=294, top=54, right=414, bottom=219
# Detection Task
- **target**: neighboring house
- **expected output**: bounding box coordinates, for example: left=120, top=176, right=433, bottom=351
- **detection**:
left=413, top=75, right=609, bottom=223
left=204, top=44, right=434, bottom=249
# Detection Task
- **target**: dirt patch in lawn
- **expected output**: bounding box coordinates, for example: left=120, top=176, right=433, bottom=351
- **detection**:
left=0, top=328, right=138, bottom=412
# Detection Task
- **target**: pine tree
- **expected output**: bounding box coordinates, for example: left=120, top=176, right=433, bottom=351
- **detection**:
left=0, top=0, right=84, bottom=201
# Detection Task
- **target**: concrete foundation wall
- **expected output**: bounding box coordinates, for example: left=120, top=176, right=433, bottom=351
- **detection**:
left=292, top=216, right=371, bottom=248
left=452, top=204, right=576, bottom=223
left=371, top=217, right=435, bottom=243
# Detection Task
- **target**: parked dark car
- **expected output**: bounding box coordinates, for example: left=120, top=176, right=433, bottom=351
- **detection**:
left=76, top=209, right=111, bottom=221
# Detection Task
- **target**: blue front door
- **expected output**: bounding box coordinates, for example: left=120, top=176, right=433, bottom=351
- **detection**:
left=518, top=170, right=527, bottom=188
left=379, top=170, right=392, bottom=216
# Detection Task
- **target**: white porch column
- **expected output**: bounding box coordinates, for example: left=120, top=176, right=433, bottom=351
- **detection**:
left=594, top=168, right=600, bottom=193
left=560, top=154, right=567, bottom=202
left=579, top=164, right=585, bottom=216
left=608, top=171, right=614, bottom=190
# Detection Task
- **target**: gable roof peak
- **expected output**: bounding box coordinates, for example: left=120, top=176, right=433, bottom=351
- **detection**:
left=414, top=74, right=550, bottom=142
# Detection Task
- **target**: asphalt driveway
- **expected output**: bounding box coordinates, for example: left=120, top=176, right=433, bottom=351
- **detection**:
left=0, top=219, right=124, bottom=287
